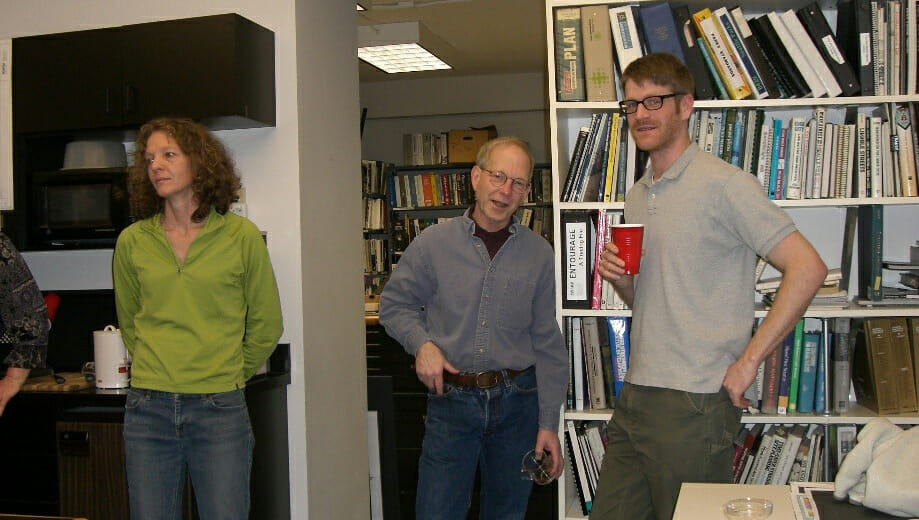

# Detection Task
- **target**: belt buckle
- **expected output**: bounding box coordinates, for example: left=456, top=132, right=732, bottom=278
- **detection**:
left=474, top=371, right=499, bottom=389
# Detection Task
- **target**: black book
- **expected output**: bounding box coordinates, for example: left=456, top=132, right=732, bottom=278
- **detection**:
left=796, top=2, right=861, bottom=96
left=728, top=7, right=782, bottom=99
left=561, top=126, right=590, bottom=202
left=749, top=15, right=810, bottom=98
left=857, top=205, right=883, bottom=302
left=836, top=0, right=874, bottom=95
left=671, top=4, right=716, bottom=100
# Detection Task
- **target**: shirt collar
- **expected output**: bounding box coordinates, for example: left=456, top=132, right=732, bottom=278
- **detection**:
left=639, top=143, right=699, bottom=188
left=462, top=207, right=519, bottom=235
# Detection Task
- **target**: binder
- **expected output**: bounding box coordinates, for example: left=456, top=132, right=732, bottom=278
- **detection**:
left=836, top=0, right=875, bottom=95
left=729, top=7, right=782, bottom=99
left=797, top=2, right=860, bottom=96
left=671, top=3, right=717, bottom=100
left=749, top=15, right=809, bottom=98
left=562, top=211, right=593, bottom=309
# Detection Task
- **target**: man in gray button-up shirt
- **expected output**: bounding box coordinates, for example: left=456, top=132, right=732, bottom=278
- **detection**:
left=380, top=137, right=568, bottom=520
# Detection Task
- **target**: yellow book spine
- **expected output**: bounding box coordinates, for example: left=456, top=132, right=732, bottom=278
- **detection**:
left=692, top=8, right=752, bottom=100
left=604, top=112, right=620, bottom=202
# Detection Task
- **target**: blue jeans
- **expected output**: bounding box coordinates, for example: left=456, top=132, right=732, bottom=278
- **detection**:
left=416, top=366, right=538, bottom=520
left=123, top=388, right=254, bottom=520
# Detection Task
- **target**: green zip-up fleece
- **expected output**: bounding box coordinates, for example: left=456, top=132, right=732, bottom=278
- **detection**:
left=113, top=209, right=283, bottom=393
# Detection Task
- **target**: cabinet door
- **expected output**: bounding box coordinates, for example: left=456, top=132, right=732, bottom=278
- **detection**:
left=120, top=14, right=274, bottom=128
left=13, top=28, right=122, bottom=133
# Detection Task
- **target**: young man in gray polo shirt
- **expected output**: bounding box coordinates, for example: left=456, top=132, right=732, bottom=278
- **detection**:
left=380, top=137, right=568, bottom=520
left=591, top=53, right=828, bottom=520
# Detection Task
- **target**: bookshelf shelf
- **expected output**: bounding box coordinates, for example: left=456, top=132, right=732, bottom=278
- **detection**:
left=546, top=0, right=919, bottom=517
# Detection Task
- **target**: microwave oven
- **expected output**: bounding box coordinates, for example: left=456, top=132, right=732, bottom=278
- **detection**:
left=28, top=168, right=131, bottom=248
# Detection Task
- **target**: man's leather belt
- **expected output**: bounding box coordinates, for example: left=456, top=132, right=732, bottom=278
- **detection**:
left=443, top=369, right=523, bottom=389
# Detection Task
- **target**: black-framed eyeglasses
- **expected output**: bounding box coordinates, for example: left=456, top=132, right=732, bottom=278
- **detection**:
left=480, top=167, right=531, bottom=193
left=619, top=93, right=684, bottom=115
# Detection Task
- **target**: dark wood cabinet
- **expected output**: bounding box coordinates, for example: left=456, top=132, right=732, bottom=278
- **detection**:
left=13, top=13, right=275, bottom=134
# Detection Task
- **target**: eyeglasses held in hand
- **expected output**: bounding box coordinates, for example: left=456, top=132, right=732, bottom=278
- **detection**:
left=618, top=93, right=683, bottom=115
left=520, top=449, right=554, bottom=485
left=480, top=167, right=531, bottom=194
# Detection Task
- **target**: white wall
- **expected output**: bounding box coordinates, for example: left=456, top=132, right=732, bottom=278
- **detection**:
left=2, top=1, right=368, bottom=517
left=360, top=72, right=550, bottom=164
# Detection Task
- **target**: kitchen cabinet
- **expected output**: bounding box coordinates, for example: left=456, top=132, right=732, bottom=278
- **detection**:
left=12, top=13, right=275, bottom=134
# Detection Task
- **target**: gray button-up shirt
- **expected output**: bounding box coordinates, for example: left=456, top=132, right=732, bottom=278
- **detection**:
left=380, top=210, right=568, bottom=431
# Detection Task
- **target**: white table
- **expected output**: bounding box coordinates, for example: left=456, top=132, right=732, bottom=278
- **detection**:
left=672, top=483, right=795, bottom=520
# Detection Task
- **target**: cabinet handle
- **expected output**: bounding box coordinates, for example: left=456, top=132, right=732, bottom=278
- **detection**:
left=105, top=87, right=113, bottom=114
left=124, top=85, right=137, bottom=114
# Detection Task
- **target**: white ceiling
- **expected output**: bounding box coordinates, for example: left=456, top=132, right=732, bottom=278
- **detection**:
left=357, top=0, right=548, bottom=82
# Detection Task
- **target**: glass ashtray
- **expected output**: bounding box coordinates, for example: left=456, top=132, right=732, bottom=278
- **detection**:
left=722, top=497, right=773, bottom=519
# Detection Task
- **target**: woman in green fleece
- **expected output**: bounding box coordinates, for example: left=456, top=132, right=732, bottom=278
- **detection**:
left=113, top=117, right=282, bottom=520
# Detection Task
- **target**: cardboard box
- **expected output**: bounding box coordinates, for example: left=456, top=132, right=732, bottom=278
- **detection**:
left=448, top=128, right=496, bottom=164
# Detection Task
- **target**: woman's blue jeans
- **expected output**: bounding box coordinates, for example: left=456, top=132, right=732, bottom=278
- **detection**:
left=415, top=366, right=539, bottom=520
left=123, top=388, right=254, bottom=520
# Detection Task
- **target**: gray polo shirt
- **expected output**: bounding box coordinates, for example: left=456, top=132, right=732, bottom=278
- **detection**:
left=624, top=144, right=796, bottom=393
left=379, top=210, right=568, bottom=431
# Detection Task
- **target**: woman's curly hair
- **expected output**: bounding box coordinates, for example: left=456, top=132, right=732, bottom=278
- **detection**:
left=128, top=117, right=241, bottom=222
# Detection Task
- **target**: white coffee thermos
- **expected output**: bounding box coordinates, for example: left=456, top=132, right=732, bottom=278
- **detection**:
left=92, top=325, right=131, bottom=389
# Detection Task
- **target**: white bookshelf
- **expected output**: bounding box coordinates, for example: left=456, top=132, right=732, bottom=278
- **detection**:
left=544, top=1, right=919, bottom=518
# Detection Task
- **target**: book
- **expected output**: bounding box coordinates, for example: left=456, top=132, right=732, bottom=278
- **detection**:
left=732, top=423, right=763, bottom=483
left=607, top=316, right=630, bottom=398
left=779, top=9, right=842, bottom=97
left=581, top=5, right=616, bottom=102
left=566, top=420, right=593, bottom=514
left=893, top=103, right=919, bottom=196
left=570, top=317, right=585, bottom=410
left=562, top=211, right=592, bottom=309
left=856, top=204, right=883, bottom=302
left=787, top=320, right=806, bottom=413
left=833, top=318, right=855, bottom=414
left=554, top=7, right=587, bottom=101
left=796, top=2, right=861, bottom=96
left=561, top=127, right=591, bottom=202
left=713, top=7, right=769, bottom=99
left=852, top=319, right=900, bottom=414
left=597, top=313, right=616, bottom=405
left=837, top=0, right=875, bottom=95
left=797, top=332, right=820, bottom=414
left=692, top=8, right=752, bottom=100
left=671, top=3, right=717, bottom=100
left=772, top=424, right=806, bottom=485
left=777, top=332, right=795, bottom=414
left=767, top=11, right=827, bottom=98
left=637, top=3, right=686, bottom=63
left=760, top=345, right=781, bottom=414
left=888, top=318, right=918, bottom=412
left=749, top=15, right=809, bottom=98
left=609, top=6, right=644, bottom=75
left=746, top=424, right=776, bottom=484
left=730, top=7, right=781, bottom=99
left=815, top=335, right=826, bottom=413
left=762, top=424, right=789, bottom=484
left=911, top=318, right=919, bottom=403
left=581, top=316, right=607, bottom=410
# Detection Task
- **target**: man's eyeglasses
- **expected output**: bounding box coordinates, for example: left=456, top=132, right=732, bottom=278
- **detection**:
left=480, top=167, right=531, bottom=194
left=619, top=93, right=684, bottom=115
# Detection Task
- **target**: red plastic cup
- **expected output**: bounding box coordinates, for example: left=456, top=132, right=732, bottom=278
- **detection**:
left=612, top=224, right=644, bottom=275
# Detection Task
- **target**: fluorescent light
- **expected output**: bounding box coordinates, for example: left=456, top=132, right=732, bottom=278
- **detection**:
left=358, top=43, right=451, bottom=73
left=358, top=22, right=453, bottom=74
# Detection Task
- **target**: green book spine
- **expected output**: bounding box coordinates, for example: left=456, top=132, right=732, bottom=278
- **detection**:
left=787, top=320, right=805, bottom=413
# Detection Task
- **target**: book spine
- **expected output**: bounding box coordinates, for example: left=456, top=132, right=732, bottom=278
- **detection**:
left=554, top=8, right=586, bottom=101
left=581, top=5, right=616, bottom=102
left=715, top=8, right=769, bottom=98
left=672, top=4, right=717, bottom=100
left=692, top=8, right=752, bottom=99
left=787, top=320, right=805, bottom=413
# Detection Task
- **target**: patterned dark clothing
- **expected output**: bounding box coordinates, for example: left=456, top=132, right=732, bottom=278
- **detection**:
left=0, top=232, right=48, bottom=368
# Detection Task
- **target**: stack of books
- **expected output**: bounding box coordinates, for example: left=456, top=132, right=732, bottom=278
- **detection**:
left=757, top=266, right=848, bottom=309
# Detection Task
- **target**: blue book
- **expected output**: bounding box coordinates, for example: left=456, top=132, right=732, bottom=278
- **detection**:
left=696, top=36, right=728, bottom=99
left=768, top=119, right=783, bottom=200
left=797, top=333, right=820, bottom=414
left=730, top=111, right=744, bottom=166
left=607, top=317, right=630, bottom=398
left=638, top=3, right=686, bottom=62
left=814, top=335, right=826, bottom=413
